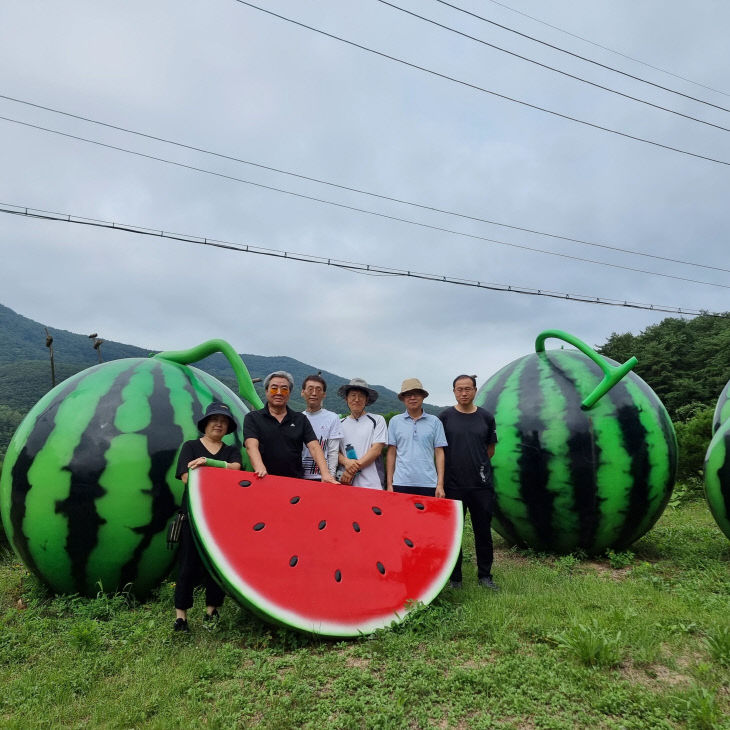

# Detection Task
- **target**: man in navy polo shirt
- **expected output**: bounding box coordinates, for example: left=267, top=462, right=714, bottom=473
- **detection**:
left=386, top=378, right=447, bottom=498
left=244, top=370, right=337, bottom=482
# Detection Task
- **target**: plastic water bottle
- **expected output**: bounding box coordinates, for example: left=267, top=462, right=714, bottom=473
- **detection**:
left=345, top=443, right=357, bottom=459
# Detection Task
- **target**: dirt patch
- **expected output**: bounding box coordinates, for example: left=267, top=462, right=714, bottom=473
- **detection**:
left=621, top=662, right=692, bottom=688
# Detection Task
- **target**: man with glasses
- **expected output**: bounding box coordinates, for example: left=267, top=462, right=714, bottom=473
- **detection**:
left=300, top=374, right=343, bottom=481
left=439, top=374, right=499, bottom=590
left=243, top=371, right=336, bottom=482
left=386, top=378, right=447, bottom=498
left=337, top=378, right=387, bottom=489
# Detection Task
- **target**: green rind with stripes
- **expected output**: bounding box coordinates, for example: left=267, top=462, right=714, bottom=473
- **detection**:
left=475, top=349, right=676, bottom=554
left=0, top=358, right=250, bottom=596
left=704, top=420, right=730, bottom=540
left=713, top=380, right=730, bottom=435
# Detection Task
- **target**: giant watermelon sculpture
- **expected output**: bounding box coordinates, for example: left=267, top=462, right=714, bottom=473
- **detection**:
left=188, top=468, right=463, bottom=636
left=0, top=339, right=262, bottom=598
left=704, top=381, right=730, bottom=540
left=475, top=329, right=677, bottom=554
left=712, top=380, right=730, bottom=435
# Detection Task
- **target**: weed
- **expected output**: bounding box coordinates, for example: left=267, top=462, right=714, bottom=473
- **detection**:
left=605, top=548, right=635, bottom=570
left=68, top=619, right=103, bottom=651
left=704, top=626, right=730, bottom=667
left=552, top=620, right=623, bottom=667
left=675, top=686, right=722, bottom=729
left=554, top=554, right=581, bottom=573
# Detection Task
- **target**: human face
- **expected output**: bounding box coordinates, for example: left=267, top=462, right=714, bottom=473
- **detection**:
left=203, top=414, right=229, bottom=442
left=346, top=389, right=367, bottom=417
left=267, top=377, right=291, bottom=408
left=453, top=377, right=477, bottom=407
left=302, top=380, right=326, bottom=411
left=401, top=391, right=425, bottom=415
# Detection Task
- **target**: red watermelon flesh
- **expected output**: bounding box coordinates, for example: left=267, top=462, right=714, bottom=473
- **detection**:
left=188, top=468, right=463, bottom=636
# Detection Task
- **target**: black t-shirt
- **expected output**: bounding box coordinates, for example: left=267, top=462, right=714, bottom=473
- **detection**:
left=176, top=439, right=241, bottom=511
left=438, top=406, right=497, bottom=490
left=243, top=405, right=317, bottom=478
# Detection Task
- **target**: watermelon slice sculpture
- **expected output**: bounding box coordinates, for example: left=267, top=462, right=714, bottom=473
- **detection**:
left=475, top=329, right=677, bottom=555
left=0, top=339, right=262, bottom=598
left=188, top=468, right=463, bottom=636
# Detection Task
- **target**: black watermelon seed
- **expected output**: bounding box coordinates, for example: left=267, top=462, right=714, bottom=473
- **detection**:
left=414, top=502, right=425, bottom=510
left=253, top=522, right=265, bottom=531
left=238, top=480, right=252, bottom=487
left=318, top=520, right=327, bottom=530
left=372, top=506, right=382, bottom=515
left=376, top=562, right=385, bottom=575
left=290, top=496, right=300, bottom=504
left=352, top=522, right=361, bottom=532
left=289, top=556, right=298, bottom=567
left=334, top=570, right=342, bottom=582
left=404, top=538, right=414, bottom=548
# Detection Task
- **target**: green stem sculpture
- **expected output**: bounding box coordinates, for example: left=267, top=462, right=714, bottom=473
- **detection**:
left=535, top=329, right=638, bottom=411
left=153, top=339, right=263, bottom=410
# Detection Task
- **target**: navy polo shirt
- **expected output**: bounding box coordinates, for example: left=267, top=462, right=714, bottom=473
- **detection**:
left=243, top=405, right=317, bottom=478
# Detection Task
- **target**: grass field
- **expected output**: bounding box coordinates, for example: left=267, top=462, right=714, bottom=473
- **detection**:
left=1, top=497, right=729, bottom=729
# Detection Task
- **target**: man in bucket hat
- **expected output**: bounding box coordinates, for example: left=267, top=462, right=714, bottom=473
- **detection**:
left=386, top=378, right=447, bottom=498
left=337, top=378, right=387, bottom=489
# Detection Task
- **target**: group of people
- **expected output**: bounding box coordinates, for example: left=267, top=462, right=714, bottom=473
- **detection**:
left=172, top=371, right=498, bottom=632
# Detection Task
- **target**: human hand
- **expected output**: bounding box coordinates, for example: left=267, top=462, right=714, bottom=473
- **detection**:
left=343, top=459, right=360, bottom=476
left=254, top=468, right=267, bottom=478
left=322, top=474, right=337, bottom=484
left=435, top=485, right=445, bottom=499
left=340, top=471, right=353, bottom=485
left=187, top=457, right=208, bottom=470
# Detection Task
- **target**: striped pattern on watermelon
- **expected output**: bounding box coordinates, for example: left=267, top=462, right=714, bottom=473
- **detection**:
left=188, top=468, right=463, bottom=636
left=0, top=358, right=249, bottom=597
left=712, top=380, right=730, bottom=435
left=704, top=419, right=730, bottom=541
left=475, top=349, right=677, bottom=554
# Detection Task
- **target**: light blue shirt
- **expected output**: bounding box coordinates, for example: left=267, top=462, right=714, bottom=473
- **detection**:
left=387, top=412, right=448, bottom=487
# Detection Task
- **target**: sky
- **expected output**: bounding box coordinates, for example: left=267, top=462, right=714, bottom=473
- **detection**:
left=1, top=0, right=728, bottom=405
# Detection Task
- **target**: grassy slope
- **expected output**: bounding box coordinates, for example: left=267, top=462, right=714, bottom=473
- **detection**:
left=1, top=499, right=729, bottom=729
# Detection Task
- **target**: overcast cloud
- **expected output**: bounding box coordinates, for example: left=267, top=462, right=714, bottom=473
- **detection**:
left=1, top=0, right=728, bottom=404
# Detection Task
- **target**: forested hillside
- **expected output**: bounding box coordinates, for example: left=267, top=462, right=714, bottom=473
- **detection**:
left=598, top=313, right=730, bottom=421
left=0, top=303, right=418, bottom=458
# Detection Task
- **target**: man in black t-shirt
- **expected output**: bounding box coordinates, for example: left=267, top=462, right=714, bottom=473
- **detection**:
left=439, top=374, right=499, bottom=590
left=243, top=370, right=337, bottom=481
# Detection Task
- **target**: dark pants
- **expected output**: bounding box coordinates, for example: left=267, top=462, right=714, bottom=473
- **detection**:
left=174, top=518, right=225, bottom=611
left=393, top=485, right=436, bottom=497
left=445, top=487, right=494, bottom=581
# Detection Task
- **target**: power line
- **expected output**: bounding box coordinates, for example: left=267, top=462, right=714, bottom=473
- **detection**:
left=230, top=1, right=730, bottom=167
left=2, top=93, right=728, bottom=274
left=2, top=113, right=729, bottom=290
left=430, top=0, right=730, bottom=112
left=478, top=0, right=730, bottom=99
left=375, top=0, right=730, bottom=133
left=2, top=202, right=725, bottom=318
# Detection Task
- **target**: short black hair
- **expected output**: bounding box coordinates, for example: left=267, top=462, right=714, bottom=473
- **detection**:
left=452, top=374, right=477, bottom=389
left=302, top=374, right=327, bottom=391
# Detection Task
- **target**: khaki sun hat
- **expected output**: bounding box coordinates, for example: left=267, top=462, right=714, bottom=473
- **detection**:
left=398, top=378, right=429, bottom=399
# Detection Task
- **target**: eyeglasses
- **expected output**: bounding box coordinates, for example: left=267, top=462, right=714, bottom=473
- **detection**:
left=268, top=385, right=290, bottom=393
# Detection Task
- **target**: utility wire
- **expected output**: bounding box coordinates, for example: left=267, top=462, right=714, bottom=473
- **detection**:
left=430, top=0, right=730, bottom=113
left=2, top=202, right=725, bottom=318
left=2, top=113, right=729, bottom=290
left=230, top=1, right=730, bottom=167
left=2, top=93, right=728, bottom=274
left=376, top=0, right=730, bottom=132
left=479, top=0, right=730, bottom=99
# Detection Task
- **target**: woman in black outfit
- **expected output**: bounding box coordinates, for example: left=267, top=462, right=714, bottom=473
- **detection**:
left=173, top=401, right=241, bottom=632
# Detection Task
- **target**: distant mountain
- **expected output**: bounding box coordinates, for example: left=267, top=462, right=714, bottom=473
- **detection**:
left=0, top=302, right=442, bottom=455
